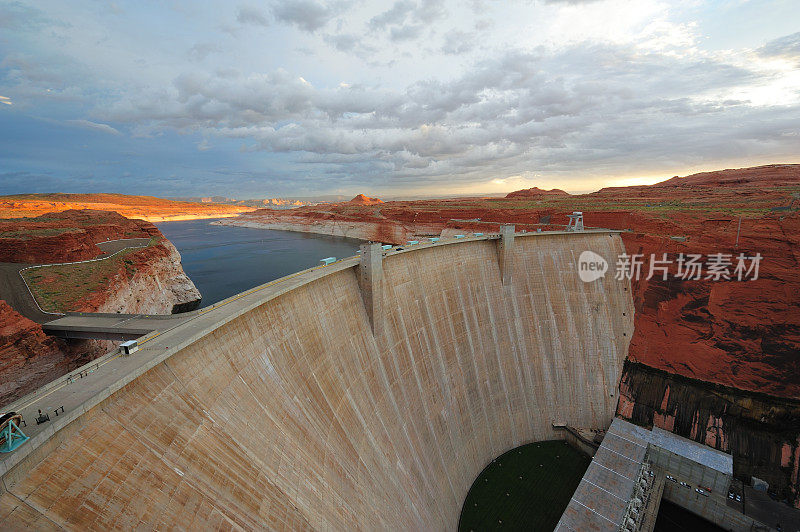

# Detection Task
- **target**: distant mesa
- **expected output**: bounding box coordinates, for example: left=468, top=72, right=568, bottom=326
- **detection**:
left=349, top=194, right=384, bottom=205
left=505, top=187, right=569, bottom=199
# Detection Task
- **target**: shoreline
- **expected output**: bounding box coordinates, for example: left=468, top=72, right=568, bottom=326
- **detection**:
left=134, top=212, right=249, bottom=223
left=213, top=217, right=407, bottom=244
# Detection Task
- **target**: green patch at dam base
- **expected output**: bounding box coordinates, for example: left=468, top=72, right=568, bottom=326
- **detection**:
left=458, top=440, right=591, bottom=531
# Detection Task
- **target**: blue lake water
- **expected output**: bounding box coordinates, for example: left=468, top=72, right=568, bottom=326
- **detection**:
left=156, top=219, right=361, bottom=307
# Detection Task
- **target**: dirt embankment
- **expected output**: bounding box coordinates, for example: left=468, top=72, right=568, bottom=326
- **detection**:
left=0, top=209, right=201, bottom=406
left=0, top=192, right=253, bottom=222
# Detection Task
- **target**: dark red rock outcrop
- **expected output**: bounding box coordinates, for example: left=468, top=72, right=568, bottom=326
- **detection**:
left=505, top=187, right=569, bottom=198
left=0, top=300, right=92, bottom=406
left=0, top=209, right=156, bottom=264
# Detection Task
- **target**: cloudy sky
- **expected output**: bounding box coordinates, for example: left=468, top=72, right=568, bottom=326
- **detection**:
left=1, top=0, right=799, bottom=198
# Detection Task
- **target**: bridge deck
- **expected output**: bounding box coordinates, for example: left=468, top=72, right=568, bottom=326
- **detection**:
left=42, top=313, right=190, bottom=340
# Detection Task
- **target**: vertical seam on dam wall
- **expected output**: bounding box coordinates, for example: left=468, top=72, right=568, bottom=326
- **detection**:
left=2, top=232, right=634, bottom=531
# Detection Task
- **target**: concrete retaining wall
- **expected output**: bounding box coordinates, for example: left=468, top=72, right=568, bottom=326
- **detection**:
left=1, top=232, right=633, bottom=530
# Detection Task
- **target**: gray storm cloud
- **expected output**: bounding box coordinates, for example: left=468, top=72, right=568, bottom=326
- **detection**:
left=1, top=0, right=799, bottom=196
left=101, top=40, right=799, bottom=188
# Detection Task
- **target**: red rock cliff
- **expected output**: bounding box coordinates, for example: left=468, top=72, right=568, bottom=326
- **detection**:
left=0, top=210, right=201, bottom=407
left=0, top=301, right=90, bottom=406
left=0, top=209, right=157, bottom=263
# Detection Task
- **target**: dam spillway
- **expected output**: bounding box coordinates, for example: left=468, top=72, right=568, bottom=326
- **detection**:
left=0, top=230, right=634, bottom=530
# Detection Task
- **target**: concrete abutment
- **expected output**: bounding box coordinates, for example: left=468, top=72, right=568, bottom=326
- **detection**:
left=497, top=223, right=515, bottom=287
left=358, top=242, right=384, bottom=337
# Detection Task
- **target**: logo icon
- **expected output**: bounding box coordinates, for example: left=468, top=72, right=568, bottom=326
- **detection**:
left=578, top=251, right=608, bottom=282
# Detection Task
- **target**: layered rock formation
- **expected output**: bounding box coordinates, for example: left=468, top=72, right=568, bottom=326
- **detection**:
left=263, top=198, right=305, bottom=208
left=0, top=192, right=252, bottom=222
left=215, top=208, right=420, bottom=243
left=0, top=209, right=154, bottom=263
left=0, top=301, right=70, bottom=406
left=63, top=237, right=201, bottom=315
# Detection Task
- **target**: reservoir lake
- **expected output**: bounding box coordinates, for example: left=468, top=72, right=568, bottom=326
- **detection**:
left=156, top=218, right=361, bottom=307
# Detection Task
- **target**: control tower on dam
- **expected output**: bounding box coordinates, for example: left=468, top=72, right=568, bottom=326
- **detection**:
left=0, top=228, right=634, bottom=530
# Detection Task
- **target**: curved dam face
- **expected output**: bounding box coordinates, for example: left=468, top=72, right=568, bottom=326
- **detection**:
left=1, top=232, right=633, bottom=530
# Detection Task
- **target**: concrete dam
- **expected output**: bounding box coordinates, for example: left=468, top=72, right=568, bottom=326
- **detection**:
left=0, top=229, right=634, bottom=529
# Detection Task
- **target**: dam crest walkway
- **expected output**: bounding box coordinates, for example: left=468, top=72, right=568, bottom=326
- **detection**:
left=1, top=228, right=626, bottom=498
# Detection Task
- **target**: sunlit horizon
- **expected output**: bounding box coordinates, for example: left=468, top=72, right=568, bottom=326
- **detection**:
left=1, top=1, right=799, bottom=198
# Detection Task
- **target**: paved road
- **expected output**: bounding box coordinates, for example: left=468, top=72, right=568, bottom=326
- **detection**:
left=0, top=261, right=50, bottom=323
left=0, top=238, right=151, bottom=324
left=42, top=312, right=191, bottom=340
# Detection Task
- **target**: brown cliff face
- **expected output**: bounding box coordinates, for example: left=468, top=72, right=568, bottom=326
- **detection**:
left=0, top=301, right=93, bottom=406
left=618, top=211, right=800, bottom=398
left=70, top=238, right=201, bottom=315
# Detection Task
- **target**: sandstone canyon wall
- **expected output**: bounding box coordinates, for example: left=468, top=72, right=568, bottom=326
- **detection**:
left=68, top=238, right=201, bottom=316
